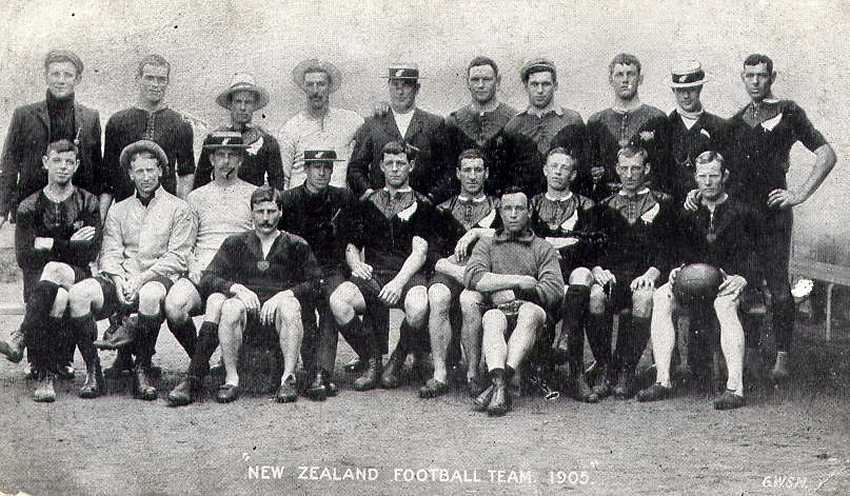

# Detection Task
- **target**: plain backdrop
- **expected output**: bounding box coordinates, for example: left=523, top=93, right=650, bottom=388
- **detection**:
left=0, top=0, right=846, bottom=255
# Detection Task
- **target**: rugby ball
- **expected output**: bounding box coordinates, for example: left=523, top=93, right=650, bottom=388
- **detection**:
left=673, top=263, right=723, bottom=301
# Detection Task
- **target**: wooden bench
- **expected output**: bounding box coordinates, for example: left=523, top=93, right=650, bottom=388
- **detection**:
left=789, top=258, right=850, bottom=341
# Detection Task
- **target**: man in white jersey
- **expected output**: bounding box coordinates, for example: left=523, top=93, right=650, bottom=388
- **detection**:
left=165, top=131, right=256, bottom=406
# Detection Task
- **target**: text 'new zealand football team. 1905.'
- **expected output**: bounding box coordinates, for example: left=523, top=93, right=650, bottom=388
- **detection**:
left=0, top=49, right=837, bottom=415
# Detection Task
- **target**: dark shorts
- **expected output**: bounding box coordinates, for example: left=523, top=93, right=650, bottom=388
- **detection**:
left=351, top=269, right=427, bottom=309
left=95, top=274, right=175, bottom=318
left=608, top=271, right=641, bottom=312
left=428, top=272, right=464, bottom=302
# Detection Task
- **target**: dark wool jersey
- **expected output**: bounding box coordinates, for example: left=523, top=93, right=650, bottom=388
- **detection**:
left=15, top=187, right=100, bottom=274
left=193, top=125, right=285, bottom=191
left=595, top=188, right=677, bottom=279
left=278, top=184, right=355, bottom=271
left=530, top=192, right=600, bottom=271
left=433, top=194, right=501, bottom=257
left=504, top=107, right=584, bottom=157
left=584, top=104, right=669, bottom=201
left=662, top=110, right=730, bottom=202
left=200, top=230, right=321, bottom=304
left=104, top=107, right=195, bottom=201
left=676, top=197, right=760, bottom=284
left=726, top=99, right=827, bottom=211
left=344, top=188, right=437, bottom=272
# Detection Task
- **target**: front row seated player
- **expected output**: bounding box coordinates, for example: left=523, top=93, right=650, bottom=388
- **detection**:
left=464, top=187, right=564, bottom=416
left=193, top=186, right=322, bottom=404
left=329, top=141, right=436, bottom=391
left=529, top=146, right=602, bottom=402
left=277, top=149, right=357, bottom=402
left=67, top=140, right=196, bottom=401
left=165, top=131, right=257, bottom=407
left=0, top=140, right=101, bottom=401
left=638, top=151, right=758, bottom=410
left=421, top=148, right=501, bottom=399
left=589, top=144, right=677, bottom=400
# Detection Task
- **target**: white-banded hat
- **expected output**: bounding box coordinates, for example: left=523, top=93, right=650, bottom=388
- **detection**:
left=670, top=60, right=709, bottom=88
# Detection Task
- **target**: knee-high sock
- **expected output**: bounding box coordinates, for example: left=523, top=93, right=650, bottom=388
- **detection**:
left=135, top=313, right=163, bottom=366
left=22, top=280, right=61, bottom=370
left=624, top=316, right=651, bottom=373
left=67, top=314, right=98, bottom=370
left=562, top=285, right=591, bottom=369
left=167, top=317, right=197, bottom=357
left=187, top=321, right=219, bottom=378
left=585, top=312, right=613, bottom=368
left=338, top=315, right=371, bottom=359
left=72, top=315, right=100, bottom=372
left=300, top=307, right=318, bottom=373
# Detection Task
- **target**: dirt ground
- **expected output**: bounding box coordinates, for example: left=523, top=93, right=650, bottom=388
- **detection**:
left=0, top=273, right=848, bottom=496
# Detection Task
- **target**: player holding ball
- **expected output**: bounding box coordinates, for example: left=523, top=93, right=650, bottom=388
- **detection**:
left=637, top=151, right=760, bottom=410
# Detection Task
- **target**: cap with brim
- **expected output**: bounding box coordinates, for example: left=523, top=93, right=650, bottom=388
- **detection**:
left=120, top=140, right=168, bottom=170
left=215, top=73, right=270, bottom=110
left=203, top=131, right=251, bottom=149
left=670, top=60, right=709, bottom=88
left=520, top=57, right=556, bottom=81
left=304, top=149, right=345, bottom=163
left=292, top=59, right=343, bottom=94
left=381, top=63, right=424, bottom=80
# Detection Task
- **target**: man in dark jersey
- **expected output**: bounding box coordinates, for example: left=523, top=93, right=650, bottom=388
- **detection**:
left=0, top=140, right=101, bottom=401
left=420, top=148, right=501, bottom=399
left=590, top=144, right=677, bottom=399
left=198, top=186, right=321, bottom=404
left=530, top=146, right=602, bottom=402
left=0, top=50, right=103, bottom=377
left=278, top=149, right=357, bottom=401
left=584, top=53, right=668, bottom=202
left=103, top=54, right=195, bottom=205
left=638, top=151, right=758, bottom=410
left=330, top=141, right=436, bottom=391
left=192, top=74, right=285, bottom=192
left=724, top=54, right=836, bottom=382
left=444, top=56, right=541, bottom=198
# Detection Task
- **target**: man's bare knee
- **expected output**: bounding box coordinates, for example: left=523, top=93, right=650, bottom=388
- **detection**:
left=428, top=284, right=451, bottom=314
left=138, top=281, right=167, bottom=315
left=220, top=298, right=247, bottom=325
left=517, top=302, right=546, bottom=327
left=404, top=287, right=429, bottom=321
left=568, top=267, right=594, bottom=287
left=40, top=261, right=73, bottom=285
left=68, top=279, right=101, bottom=315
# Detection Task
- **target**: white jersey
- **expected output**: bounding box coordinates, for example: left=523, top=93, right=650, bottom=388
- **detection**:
left=186, top=179, right=256, bottom=273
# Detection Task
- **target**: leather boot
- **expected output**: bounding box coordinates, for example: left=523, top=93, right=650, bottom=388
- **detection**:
left=33, top=370, right=56, bottom=403
left=0, top=325, right=25, bottom=363
left=486, top=369, right=511, bottom=416
left=380, top=344, right=407, bottom=389
left=168, top=375, right=202, bottom=406
left=305, top=369, right=329, bottom=401
left=133, top=363, right=157, bottom=401
left=75, top=317, right=105, bottom=399
left=353, top=356, right=382, bottom=391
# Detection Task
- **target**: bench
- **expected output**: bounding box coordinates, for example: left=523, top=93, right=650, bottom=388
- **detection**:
left=789, top=258, right=850, bottom=341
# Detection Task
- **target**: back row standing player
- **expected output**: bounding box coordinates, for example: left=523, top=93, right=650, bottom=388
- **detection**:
left=0, top=50, right=103, bottom=375
left=725, top=54, right=836, bottom=381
